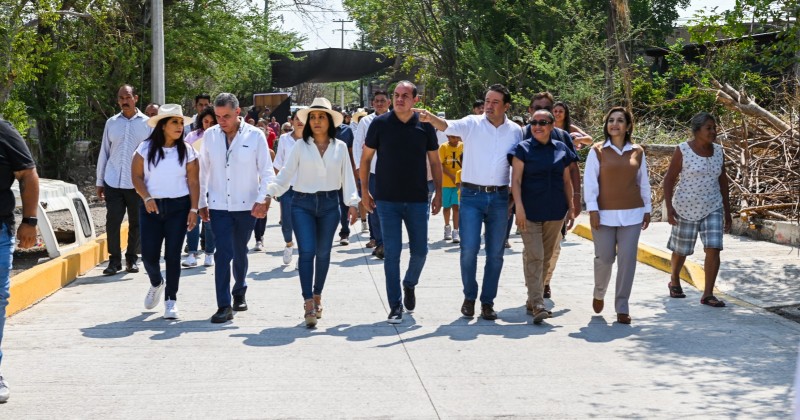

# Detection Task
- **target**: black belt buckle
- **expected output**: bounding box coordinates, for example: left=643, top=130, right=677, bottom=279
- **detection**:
left=464, top=182, right=505, bottom=193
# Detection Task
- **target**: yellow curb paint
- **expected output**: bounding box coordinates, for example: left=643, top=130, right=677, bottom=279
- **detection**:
left=6, top=222, right=130, bottom=317
left=572, top=222, right=707, bottom=292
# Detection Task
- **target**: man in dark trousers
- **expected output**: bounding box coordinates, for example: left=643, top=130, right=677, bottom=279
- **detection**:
left=333, top=105, right=355, bottom=245
left=0, top=118, right=40, bottom=402
left=96, top=85, right=151, bottom=275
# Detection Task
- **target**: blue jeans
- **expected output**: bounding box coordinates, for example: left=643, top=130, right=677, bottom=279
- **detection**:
left=367, top=174, right=383, bottom=246
left=140, top=196, right=190, bottom=301
left=210, top=210, right=255, bottom=308
left=459, top=187, right=509, bottom=305
left=426, top=180, right=434, bottom=220
left=203, top=221, right=216, bottom=254
left=292, top=191, right=340, bottom=299
left=187, top=221, right=216, bottom=253
left=337, top=189, right=350, bottom=239
left=0, top=223, right=15, bottom=367
left=279, top=188, right=294, bottom=243
left=254, top=214, right=267, bottom=242
left=186, top=223, right=200, bottom=253
left=377, top=201, right=429, bottom=308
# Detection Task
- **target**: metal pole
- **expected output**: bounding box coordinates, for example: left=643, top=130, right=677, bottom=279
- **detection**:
left=151, top=0, right=165, bottom=104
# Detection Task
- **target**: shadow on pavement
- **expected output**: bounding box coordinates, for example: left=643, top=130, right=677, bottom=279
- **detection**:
left=81, top=313, right=238, bottom=340
left=231, top=320, right=422, bottom=347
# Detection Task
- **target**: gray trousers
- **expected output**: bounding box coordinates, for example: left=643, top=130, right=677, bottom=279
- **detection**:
left=592, top=224, right=641, bottom=314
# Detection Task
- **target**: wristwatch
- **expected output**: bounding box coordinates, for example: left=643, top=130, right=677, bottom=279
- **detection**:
left=190, top=208, right=199, bottom=214
left=21, top=217, right=38, bottom=226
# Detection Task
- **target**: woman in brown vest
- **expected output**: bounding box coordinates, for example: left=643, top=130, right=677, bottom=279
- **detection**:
left=583, top=107, right=651, bottom=324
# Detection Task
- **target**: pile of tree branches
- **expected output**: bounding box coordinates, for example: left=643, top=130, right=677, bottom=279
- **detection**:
left=714, top=82, right=799, bottom=221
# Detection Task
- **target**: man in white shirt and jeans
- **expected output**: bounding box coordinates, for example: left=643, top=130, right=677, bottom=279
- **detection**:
left=353, top=90, right=391, bottom=258
left=96, top=85, right=152, bottom=276
left=199, top=93, right=275, bottom=323
left=418, top=84, right=523, bottom=320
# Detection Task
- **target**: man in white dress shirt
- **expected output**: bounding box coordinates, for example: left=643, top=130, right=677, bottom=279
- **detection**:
left=199, top=93, right=275, bottom=323
left=96, top=85, right=152, bottom=275
left=417, top=84, right=523, bottom=320
left=353, top=90, right=391, bottom=258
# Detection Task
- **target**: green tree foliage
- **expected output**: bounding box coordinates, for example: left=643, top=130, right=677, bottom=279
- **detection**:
left=0, top=0, right=301, bottom=177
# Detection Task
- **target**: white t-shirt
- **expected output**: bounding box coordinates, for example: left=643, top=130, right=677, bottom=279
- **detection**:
left=135, top=140, right=198, bottom=198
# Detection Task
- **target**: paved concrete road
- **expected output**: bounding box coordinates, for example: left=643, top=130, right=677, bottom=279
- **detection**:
left=3, top=209, right=798, bottom=418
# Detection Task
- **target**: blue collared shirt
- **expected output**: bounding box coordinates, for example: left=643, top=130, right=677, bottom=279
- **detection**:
left=513, top=138, right=577, bottom=222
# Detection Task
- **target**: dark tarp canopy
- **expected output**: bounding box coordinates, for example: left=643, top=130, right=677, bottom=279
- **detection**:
left=270, top=48, right=394, bottom=88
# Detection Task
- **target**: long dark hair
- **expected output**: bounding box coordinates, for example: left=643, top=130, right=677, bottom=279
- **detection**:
left=553, top=101, right=572, bottom=132
left=193, top=105, right=216, bottom=131
left=302, top=111, right=337, bottom=143
left=147, top=117, right=187, bottom=168
left=603, top=106, right=634, bottom=144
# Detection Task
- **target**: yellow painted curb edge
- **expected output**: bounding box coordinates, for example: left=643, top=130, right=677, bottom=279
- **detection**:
left=6, top=223, right=129, bottom=317
left=572, top=222, right=707, bottom=292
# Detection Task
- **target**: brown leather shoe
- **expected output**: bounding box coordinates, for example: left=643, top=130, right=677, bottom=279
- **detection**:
left=532, top=308, right=550, bottom=325
left=617, top=313, right=632, bottom=324
left=543, top=285, right=551, bottom=299
left=461, top=299, right=475, bottom=317
left=592, top=298, right=604, bottom=314
left=313, top=294, right=322, bottom=319
left=365, top=239, right=376, bottom=248
left=480, top=303, right=497, bottom=320
left=525, top=300, right=533, bottom=315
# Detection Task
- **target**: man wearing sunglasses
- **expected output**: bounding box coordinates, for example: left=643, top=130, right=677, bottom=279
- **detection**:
left=416, top=84, right=523, bottom=321
left=524, top=92, right=582, bottom=301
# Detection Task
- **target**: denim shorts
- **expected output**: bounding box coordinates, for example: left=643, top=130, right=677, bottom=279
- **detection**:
left=667, top=207, right=723, bottom=256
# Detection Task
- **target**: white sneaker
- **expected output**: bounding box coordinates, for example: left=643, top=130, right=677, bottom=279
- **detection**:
left=181, top=253, right=197, bottom=267
left=203, top=254, right=215, bottom=267
left=452, top=229, right=460, bottom=243
left=361, top=221, right=369, bottom=233
left=444, top=224, right=452, bottom=240
left=253, top=241, right=264, bottom=251
left=164, top=300, right=179, bottom=319
left=340, top=237, right=349, bottom=246
left=0, top=374, right=9, bottom=403
left=144, top=282, right=164, bottom=309
left=283, top=246, right=293, bottom=265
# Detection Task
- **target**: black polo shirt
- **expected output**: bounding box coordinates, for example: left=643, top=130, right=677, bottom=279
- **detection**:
left=0, top=120, right=36, bottom=221
left=365, top=111, right=438, bottom=202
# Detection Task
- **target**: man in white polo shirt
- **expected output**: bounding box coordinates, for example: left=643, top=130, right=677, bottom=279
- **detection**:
left=417, top=84, right=522, bottom=320
left=199, top=93, right=275, bottom=323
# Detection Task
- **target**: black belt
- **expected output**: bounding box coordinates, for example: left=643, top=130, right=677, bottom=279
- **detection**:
left=294, top=190, right=337, bottom=198
left=461, top=182, right=508, bottom=193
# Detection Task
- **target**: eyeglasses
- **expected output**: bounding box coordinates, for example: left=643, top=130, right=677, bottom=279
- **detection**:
left=530, top=119, right=552, bottom=126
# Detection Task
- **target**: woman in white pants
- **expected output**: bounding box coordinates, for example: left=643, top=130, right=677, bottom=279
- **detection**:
left=584, top=107, right=651, bottom=325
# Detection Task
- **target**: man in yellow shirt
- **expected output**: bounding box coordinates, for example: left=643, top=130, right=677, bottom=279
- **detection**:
left=439, top=135, right=463, bottom=243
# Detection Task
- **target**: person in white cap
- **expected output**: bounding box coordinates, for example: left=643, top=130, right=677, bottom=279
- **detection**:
left=268, top=97, right=359, bottom=328
left=131, top=104, right=199, bottom=319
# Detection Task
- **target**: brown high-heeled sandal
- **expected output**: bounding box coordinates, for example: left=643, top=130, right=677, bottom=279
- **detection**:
left=313, top=294, right=322, bottom=319
left=303, top=299, right=317, bottom=328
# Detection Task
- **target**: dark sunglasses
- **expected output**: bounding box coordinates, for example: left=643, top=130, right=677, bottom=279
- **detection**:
left=530, top=119, right=552, bottom=126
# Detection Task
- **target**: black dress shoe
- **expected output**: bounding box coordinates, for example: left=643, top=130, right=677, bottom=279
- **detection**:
left=126, top=261, right=140, bottom=273
left=461, top=299, right=475, bottom=317
left=211, top=307, right=234, bottom=323
left=374, top=245, right=384, bottom=259
left=480, top=303, right=498, bottom=320
left=103, top=263, right=121, bottom=276
left=233, top=295, right=248, bottom=311
left=403, top=286, right=416, bottom=312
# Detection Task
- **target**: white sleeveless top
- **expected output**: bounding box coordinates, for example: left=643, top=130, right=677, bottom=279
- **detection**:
left=672, top=141, right=723, bottom=221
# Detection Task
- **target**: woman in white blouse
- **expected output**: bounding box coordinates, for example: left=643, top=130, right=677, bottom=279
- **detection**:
left=131, top=104, right=200, bottom=319
left=584, top=107, right=651, bottom=325
left=267, top=98, right=359, bottom=328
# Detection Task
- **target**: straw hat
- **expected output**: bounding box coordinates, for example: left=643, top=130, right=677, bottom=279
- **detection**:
left=296, top=97, right=343, bottom=127
left=146, top=104, right=193, bottom=128
left=352, top=108, right=368, bottom=123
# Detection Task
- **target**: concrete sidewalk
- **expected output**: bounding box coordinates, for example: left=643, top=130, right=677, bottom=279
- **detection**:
left=3, top=207, right=798, bottom=418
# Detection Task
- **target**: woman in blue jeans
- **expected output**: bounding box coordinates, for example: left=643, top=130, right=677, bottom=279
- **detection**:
left=132, top=104, right=200, bottom=319
left=267, top=97, right=359, bottom=327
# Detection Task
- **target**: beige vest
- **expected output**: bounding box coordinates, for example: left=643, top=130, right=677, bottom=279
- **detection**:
left=593, top=142, right=645, bottom=210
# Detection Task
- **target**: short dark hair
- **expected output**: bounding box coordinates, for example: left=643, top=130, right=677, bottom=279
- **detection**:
left=302, top=111, right=337, bottom=142
left=486, top=84, right=511, bottom=104
left=529, top=92, right=555, bottom=108
left=603, top=106, right=634, bottom=144
left=372, top=90, right=389, bottom=100
left=472, top=99, right=484, bottom=109
left=195, top=94, right=211, bottom=104
left=394, top=81, right=417, bottom=97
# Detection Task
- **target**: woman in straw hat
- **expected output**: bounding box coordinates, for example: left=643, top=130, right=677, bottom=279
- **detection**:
left=267, top=97, right=359, bottom=328
left=131, top=104, right=200, bottom=320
